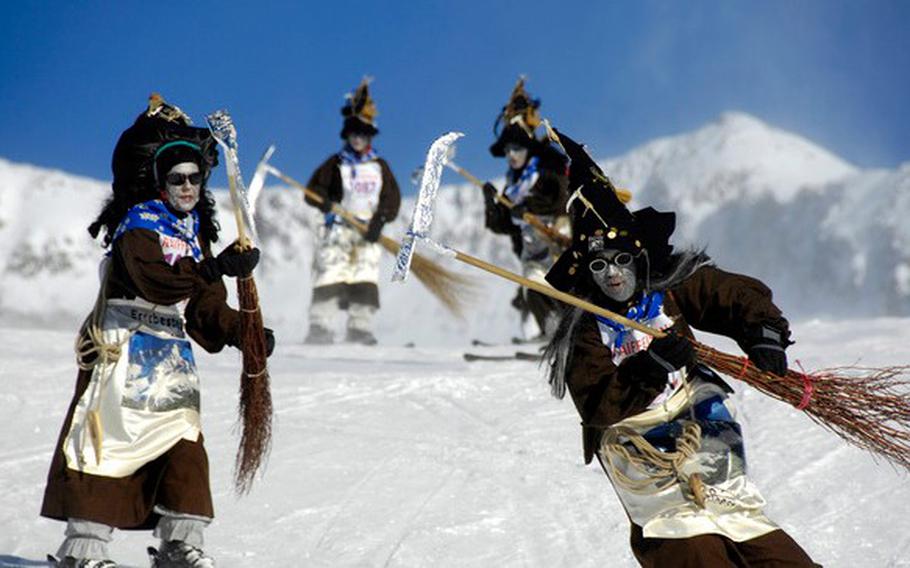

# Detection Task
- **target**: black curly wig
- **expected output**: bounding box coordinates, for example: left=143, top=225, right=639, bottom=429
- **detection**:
left=89, top=109, right=221, bottom=247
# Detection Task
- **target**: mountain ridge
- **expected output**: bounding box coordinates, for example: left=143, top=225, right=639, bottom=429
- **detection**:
left=1, top=112, right=907, bottom=344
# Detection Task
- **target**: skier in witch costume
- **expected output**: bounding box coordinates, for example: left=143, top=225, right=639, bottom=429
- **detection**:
left=481, top=78, right=569, bottom=341
left=41, top=97, right=272, bottom=568
left=543, top=132, right=817, bottom=567
left=303, top=78, right=401, bottom=345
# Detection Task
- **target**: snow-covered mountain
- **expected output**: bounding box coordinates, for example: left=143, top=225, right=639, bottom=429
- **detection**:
left=1, top=112, right=908, bottom=343
left=605, top=112, right=857, bottom=235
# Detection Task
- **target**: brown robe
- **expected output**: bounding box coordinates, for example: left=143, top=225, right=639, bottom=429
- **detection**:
left=566, top=265, right=789, bottom=464
left=41, top=228, right=240, bottom=529
left=564, top=265, right=816, bottom=566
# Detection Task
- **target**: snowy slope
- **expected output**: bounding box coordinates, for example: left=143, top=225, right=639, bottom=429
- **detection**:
left=1, top=111, right=909, bottom=342
left=1, top=320, right=908, bottom=567
left=1, top=113, right=909, bottom=566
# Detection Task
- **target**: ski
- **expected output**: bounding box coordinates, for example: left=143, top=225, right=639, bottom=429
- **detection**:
left=471, top=339, right=498, bottom=347
left=463, top=351, right=542, bottom=362
left=511, top=335, right=546, bottom=345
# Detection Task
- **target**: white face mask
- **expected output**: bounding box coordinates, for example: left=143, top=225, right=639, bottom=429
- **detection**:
left=504, top=143, right=529, bottom=170
left=347, top=133, right=371, bottom=153
left=163, top=162, right=201, bottom=213
left=590, top=250, right=638, bottom=302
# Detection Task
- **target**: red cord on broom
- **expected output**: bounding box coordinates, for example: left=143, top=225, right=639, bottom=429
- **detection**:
left=692, top=341, right=910, bottom=472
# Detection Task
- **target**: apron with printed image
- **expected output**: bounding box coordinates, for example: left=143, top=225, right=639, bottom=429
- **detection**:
left=595, top=295, right=779, bottom=541
left=63, top=200, right=205, bottom=478
left=63, top=299, right=202, bottom=477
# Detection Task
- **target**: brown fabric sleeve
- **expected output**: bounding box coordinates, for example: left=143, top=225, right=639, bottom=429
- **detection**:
left=669, top=265, right=789, bottom=344
left=566, top=314, right=688, bottom=462
left=566, top=316, right=665, bottom=445
left=524, top=168, right=569, bottom=216
left=113, top=229, right=240, bottom=353
left=114, top=229, right=205, bottom=305
left=376, top=158, right=401, bottom=221
left=304, top=155, right=342, bottom=209
left=184, top=274, right=240, bottom=354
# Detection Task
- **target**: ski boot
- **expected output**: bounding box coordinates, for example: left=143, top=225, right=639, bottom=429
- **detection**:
left=345, top=329, right=377, bottom=346
left=304, top=324, right=334, bottom=345
left=47, top=556, right=117, bottom=568
left=148, top=541, right=214, bottom=567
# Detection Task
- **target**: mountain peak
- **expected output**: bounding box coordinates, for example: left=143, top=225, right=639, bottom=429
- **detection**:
left=716, top=110, right=767, bottom=129
left=603, top=111, right=858, bottom=235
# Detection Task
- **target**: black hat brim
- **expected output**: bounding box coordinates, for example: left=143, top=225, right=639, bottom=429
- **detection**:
left=489, top=123, right=541, bottom=157
left=340, top=116, right=379, bottom=139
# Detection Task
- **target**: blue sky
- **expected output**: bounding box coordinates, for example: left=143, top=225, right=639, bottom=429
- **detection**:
left=1, top=1, right=907, bottom=193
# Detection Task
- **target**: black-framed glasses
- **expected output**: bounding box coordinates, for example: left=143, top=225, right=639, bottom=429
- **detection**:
left=165, top=172, right=204, bottom=186
left=589, top=252, right=635, bottom=273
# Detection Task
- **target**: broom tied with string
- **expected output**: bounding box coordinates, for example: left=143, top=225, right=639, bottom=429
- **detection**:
left=206, top=110, right=273, bottom=494
left=396, top=131, right=910, bottom=474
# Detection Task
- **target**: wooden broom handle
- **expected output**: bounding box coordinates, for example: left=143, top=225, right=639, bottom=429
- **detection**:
left=451, top=248, right=666, bottom=338
left=269, top=167, right=388, bottom=238
left=272, top=164, right=654, bottom=335
left=226, top=169, right=251, bottom=250
left=446, top=162, right=572, bottom=248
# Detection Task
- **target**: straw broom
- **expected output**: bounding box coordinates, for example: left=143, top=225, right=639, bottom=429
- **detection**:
left=428, top=243, right=910, bottom=472
left=535, top=122, right=910, bottom=469
left=208, top=108, right=273, bottom=495
left=226, top=181, right=273, bottom=494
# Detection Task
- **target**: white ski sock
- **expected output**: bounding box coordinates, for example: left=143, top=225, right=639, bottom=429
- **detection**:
left=309, top=295, right=341, bottom=331
left=347, top=302, right=377, bottom=333
left=57, top=518, right=113, bottom=560
left=153, top=506, right=211, bottom=548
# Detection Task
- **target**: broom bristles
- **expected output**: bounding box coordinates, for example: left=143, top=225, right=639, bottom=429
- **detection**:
left=378, top=238, right=476, bottom=318
left=235, top=276, right=273, bottom=494
left=693, top=341, right=910, bottom=472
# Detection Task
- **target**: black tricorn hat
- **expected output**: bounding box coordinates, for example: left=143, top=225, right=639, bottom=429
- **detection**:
left=489, top=121, right=543, bottom=157
left=340, top=78, right=379, bottom=138
left=545, top=130, right=676, bottom=293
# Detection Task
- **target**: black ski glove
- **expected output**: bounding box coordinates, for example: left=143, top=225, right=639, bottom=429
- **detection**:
left=482, top=182, right=497, bottom=202
left=740, top=323, right=791, bottom=376
left=619, top=333, right=694, bottom=389
left=198, top=245, right=261, bottom=282
left=483, top=184, right=515, bottom=233
left=364, top=214, right=386, bottom=243
left=264, top=327, right=276, bottom=357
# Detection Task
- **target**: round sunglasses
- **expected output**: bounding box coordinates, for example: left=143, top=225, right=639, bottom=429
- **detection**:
left=588, top=252, right=635, bottom=273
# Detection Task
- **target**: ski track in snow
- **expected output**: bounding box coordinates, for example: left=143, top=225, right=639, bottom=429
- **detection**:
left=1, top=322, right=909, bottom=567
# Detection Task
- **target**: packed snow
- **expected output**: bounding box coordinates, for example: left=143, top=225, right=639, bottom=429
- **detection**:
left=1, top=320, right=909, bottom=567
left=1, top=112, right=908, bottom=566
